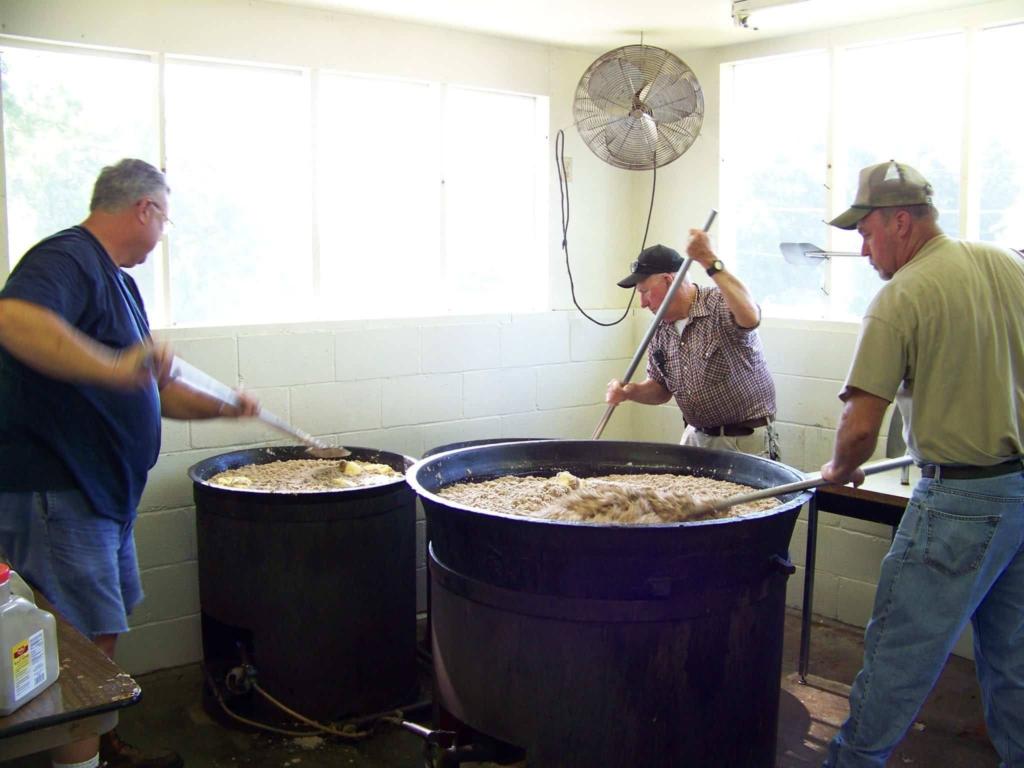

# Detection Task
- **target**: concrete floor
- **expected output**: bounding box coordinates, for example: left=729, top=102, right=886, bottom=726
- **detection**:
left=1, top=610, right=1000, bottom=768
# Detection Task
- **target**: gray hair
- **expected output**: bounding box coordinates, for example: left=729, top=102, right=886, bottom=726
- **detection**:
left=89, top=159, right=169, bottom=212
left=879, top=203, right=939, bottom=224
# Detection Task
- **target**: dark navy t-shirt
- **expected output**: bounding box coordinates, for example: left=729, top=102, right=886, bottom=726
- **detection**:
left=0, top=226, right=162, bottom=522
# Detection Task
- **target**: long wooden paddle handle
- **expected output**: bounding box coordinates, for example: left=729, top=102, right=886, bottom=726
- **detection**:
left=708, top=456, right=915, bottom=511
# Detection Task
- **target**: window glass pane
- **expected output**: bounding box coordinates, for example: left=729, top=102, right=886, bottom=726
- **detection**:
left=317, top=73, right=441, bottom=319
left=833, top=33, right=965, bottom=317
left=443, top=87, right=547, bottom=314
left=164, top=58, right=312, bottom=327
left=723, top=51, right=830, bottom=319
left=976, top=23, right=1024, bottom=249
left=0, top=46, right=158, bottom=303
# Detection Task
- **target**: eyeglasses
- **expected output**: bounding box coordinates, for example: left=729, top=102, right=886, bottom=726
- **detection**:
left=147, top=201, right=174, bottom=229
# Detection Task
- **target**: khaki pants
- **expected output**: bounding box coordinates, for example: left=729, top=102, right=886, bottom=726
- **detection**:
left=681, top=423, right=780, bottom=461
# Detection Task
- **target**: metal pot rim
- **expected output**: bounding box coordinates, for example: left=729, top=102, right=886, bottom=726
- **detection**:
left=407, top=439, right=810, bottom=529
left=188, top=445, right=414, bottom=498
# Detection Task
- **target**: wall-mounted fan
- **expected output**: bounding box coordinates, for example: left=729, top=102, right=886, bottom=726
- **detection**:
left=572, top=44, right=704, bottom=171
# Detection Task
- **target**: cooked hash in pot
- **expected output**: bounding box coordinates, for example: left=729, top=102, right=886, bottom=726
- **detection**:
left=207, top=459, right=401, bottom=492
left=438, top=471, right=777, bottom=523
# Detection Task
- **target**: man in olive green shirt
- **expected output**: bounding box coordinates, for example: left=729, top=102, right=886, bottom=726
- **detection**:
left=821, top=160, right=1024, bottom=768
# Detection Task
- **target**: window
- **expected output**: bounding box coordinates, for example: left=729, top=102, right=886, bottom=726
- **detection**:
left=830, top=33, right=965, bottom=318
left=442, top=86, right=549, bottom=314
left=975, top=23, right=1024, bottom=248
left=0, top=44, right=158, bottom=300
left=722, top=27, right=1015, bottom=322
left=164, top=57, right=313, bottom=326
left=316, top=73, right=440, bottom=319
left=721, top=51, right=829, bottom=319
left=1, top=39, right=549, bottom=327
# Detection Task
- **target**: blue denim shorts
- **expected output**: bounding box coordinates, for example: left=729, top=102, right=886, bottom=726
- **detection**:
left=0, top=490, right=143, bottom=638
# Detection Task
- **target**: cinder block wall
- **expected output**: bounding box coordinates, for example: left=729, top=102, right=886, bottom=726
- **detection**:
left=121, top=311, right=637, bottom=674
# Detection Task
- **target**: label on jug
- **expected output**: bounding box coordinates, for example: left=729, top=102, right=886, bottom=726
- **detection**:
left=11, top=630, right=47, bottom=701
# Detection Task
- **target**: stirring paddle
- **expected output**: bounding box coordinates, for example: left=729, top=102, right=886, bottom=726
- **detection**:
left=169, top=356, right=350, bottom=459
left=703, top=456, right=914, bottom=513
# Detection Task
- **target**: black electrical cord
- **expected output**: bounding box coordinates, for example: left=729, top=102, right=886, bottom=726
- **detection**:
left=556, top=128, right=659, bottom=327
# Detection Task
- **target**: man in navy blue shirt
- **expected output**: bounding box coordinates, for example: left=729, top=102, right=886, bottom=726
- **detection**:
left=0, top=159, right=257, bottom=768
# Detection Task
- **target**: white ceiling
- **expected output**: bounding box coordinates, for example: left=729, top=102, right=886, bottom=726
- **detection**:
left=269, top=0, right=996, bottom=51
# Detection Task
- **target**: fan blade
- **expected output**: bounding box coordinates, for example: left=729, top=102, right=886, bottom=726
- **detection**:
left=586, top=57, right=649, bottom=114
left=603, top=114, right=659, bottom=164
left=643, top=73, right=699, bottom=124
left=656, top=118, right=701, bottom=153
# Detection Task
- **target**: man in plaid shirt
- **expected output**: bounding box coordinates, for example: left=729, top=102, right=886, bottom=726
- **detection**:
left=605, top=231, right=779, bottom=459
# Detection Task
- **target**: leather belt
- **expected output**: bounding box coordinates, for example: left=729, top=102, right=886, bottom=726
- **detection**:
left=695, top=416, right=771, bottom=437
left=919, top=458, right=1023, bottom=481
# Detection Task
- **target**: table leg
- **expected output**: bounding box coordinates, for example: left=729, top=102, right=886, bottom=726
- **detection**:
left=799, top=493, right=819, bottom=684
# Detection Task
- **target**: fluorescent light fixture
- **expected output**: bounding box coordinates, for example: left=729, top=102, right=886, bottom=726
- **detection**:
left=732, top=0, right=813, bottom=29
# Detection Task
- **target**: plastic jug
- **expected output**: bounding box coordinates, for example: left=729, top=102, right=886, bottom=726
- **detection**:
left=7, top=568, right=35, bottom=604
left=0, top=563, right=59, bottom=715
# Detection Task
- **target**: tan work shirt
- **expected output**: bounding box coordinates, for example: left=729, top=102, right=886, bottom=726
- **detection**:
left=843, top=235, right=1024, bottom=465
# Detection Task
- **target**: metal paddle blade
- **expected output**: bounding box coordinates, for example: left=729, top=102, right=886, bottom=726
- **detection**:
left=781, top=242, right=861, bottom=264
left=780, top=242, right=828, bottom=265
left=255, top=408, right=351, bottom=459
left=306, top=446, right=351, bottom=459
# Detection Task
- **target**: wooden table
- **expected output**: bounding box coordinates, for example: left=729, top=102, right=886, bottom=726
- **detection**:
left=798, top=465, right=919, bottom=682
left=0, top=592, right=142, bottom=761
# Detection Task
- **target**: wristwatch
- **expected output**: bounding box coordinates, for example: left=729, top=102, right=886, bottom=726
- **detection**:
left=706, top=259, right=725, bottom=277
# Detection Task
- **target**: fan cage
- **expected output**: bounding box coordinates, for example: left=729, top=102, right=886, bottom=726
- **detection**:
left=573, top=44, right=704, bottom=171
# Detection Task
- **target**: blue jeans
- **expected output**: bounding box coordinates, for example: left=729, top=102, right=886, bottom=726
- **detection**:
left=0, top=490, right=143, bottom=638
left=824, top=469, right=1024, bottom=768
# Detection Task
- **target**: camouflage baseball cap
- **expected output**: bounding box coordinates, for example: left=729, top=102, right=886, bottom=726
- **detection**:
left=829, top=160, right=934, bottom=230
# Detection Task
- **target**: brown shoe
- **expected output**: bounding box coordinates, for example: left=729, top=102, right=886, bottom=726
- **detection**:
left=100, top=730, right=183, bottom=768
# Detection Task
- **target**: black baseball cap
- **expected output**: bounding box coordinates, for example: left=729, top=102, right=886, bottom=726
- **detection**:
left=616, top=244, right=683, bottom=288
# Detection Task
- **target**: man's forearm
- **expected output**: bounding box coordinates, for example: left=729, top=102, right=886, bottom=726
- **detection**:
left=824, top=389, right=890, bottom=483
left=159, top=379, right=227, bottom=420
left=712, top=273, right=760, bottom=329
left=0, top=298, right=120, bottom=384
left=623, top=379, right=673, bottom=405
left=830, top=422, right=878, bottom=479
